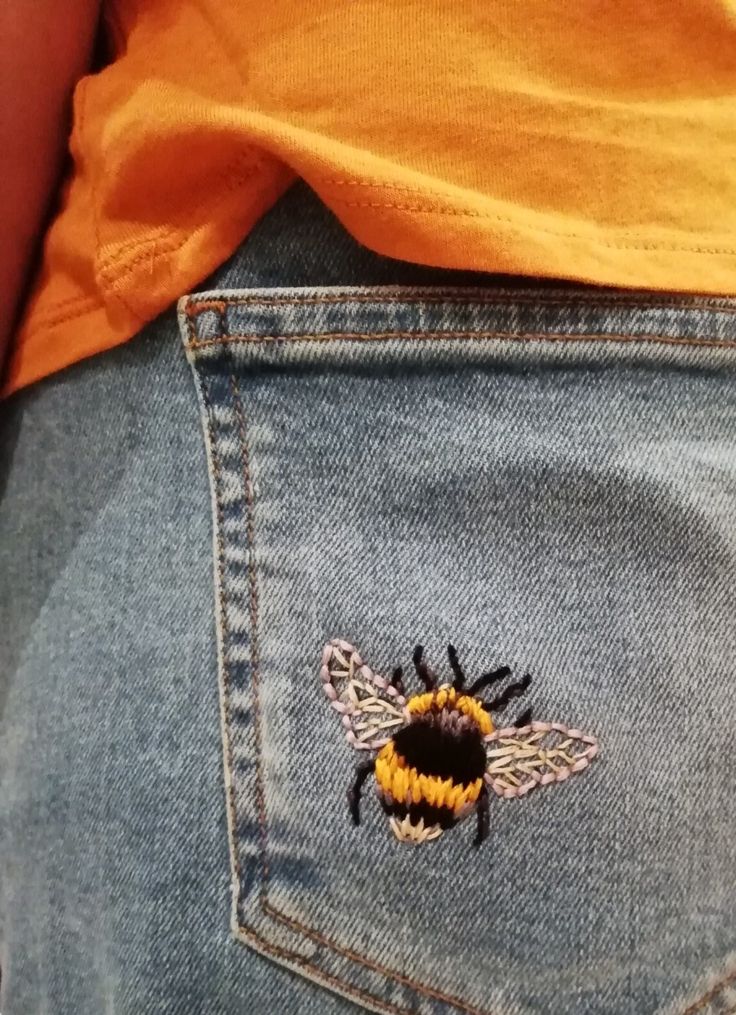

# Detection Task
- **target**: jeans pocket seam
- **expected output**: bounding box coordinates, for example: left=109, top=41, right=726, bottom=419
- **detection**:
left=188, top=296, right=733, bottom=1015
left=186, top=330, right=736, bottom=353
left=201, top=360, right=512, bottom=1015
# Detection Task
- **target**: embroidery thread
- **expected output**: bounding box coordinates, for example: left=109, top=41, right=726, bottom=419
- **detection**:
left=320, top=639, right=599, bottom=847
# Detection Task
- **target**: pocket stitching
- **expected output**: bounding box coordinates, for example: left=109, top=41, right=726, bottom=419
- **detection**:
left=194, top=304, right=731, bottom=1015
left=682, top=971, right=736, bottom=1015
left=187, top=330, right=736, bottom=353
left=187, top=292, right=736, bottom=315
left=205, top=376, right=414, bottom=1015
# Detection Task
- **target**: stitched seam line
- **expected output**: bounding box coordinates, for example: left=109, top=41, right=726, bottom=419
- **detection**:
left=95, top=153, right=273, bottom=274
left=682, top=972, right=736, bottom=1015
left=323, top=191, right=736, bottom=255
left=225, top=375, right=502, bottom=1015
left=260, top=897, right=494, bottom=1015
left=185, top=293, right=736, bottom=316
left=187, top=330, right=736, bottom=352
left=230, top=375, right=269, bottom=891
left=232, top=921, right=418, bottom=1015
left=199, top=368, right=246, bottom=902
left=25, top=297, right=102, bottom=334
left=320, top=177, right=736, bottom=254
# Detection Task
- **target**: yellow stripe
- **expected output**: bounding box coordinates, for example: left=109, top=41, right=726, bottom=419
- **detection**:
left=375, top=741, right=484, bottom=815
left=406, top=686, right=493, bottom=735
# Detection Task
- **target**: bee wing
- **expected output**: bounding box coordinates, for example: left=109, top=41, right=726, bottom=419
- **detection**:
left=484, top=721, right=599, bottom=799
left=320, top=639, right=409, bottom=752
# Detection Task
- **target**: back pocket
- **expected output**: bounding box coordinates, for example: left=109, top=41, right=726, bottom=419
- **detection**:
left=179, top=286, right=736, bottom=1015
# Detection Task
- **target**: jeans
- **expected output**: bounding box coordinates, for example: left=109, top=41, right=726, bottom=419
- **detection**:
left=2, top=183, right=735, bottom=1015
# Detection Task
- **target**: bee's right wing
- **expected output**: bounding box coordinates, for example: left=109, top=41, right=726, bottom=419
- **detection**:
left=320, top=639, right=409, bottom=752
left=484, top=721, right=599, bottom=799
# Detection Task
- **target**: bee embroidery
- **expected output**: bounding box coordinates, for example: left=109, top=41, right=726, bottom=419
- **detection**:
left=320, top=639, right=599, bottom=847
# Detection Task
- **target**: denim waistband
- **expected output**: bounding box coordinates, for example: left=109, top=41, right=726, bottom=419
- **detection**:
left=202, top=181, right=736, bottom=346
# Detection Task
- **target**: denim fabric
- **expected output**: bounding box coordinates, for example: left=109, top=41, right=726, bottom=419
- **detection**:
left=2, top=184, right=736, bottom=1015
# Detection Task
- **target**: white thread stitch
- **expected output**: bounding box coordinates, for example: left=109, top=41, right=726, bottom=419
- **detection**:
left=389, top=814, right=443, bottom=845
left=320, top=639, right=408, bottom=751
left=484, top=722, right=599, bottom=799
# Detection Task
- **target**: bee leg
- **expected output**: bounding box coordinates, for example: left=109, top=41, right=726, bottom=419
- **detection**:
left=485, top=673, right=532, bottom=712
left=468, top=666, right=511, bottom=697
left=412, top=644, right=435, bottom=691
left=347, top=759, right=376, bottom=826
left=447, top=643, right=465, bottom=690
left=390, top=665, right=405, bottom=696
left=473, top=784, right=490, bottom=848
left=513, top=706, right=533, bottom=728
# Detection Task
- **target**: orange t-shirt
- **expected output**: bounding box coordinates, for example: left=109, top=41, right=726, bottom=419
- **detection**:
left=6, top=0, right=736, bottom=395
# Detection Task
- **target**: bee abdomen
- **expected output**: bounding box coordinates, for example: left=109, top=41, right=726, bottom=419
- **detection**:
left=393, top=713, right=487, bottom=786
left=375, top=726, right=486, bottom=822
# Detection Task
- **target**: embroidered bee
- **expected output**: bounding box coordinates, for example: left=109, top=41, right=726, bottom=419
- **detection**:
left=320, top=639, right=599, bottom=846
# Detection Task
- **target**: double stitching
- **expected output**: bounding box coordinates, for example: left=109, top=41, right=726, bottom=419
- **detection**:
left=317, top=182, right=736, bottom=256
left=318, top=178, right=736, bottom=256
left=185, top=292, right=736, bottom=316
left=184, top=293, right=736, bottom=353
left=198, top=307, right=436, bottom=1015
left=188, top=330, right=736, bottom=352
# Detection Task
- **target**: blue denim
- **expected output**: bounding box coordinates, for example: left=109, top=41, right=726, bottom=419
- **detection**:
left=2, top=184, right=736, bottom=1015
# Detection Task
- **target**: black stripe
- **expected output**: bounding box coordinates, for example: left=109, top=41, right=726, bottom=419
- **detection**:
left=380, top=796, right=457, bottom=830
left=393, top=715, right=487, bottom=786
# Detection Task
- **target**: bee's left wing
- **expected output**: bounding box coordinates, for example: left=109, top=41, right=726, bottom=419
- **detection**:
left=320, top=639, right=409, bottom=752
left=484, top=721, right=599, bottom=799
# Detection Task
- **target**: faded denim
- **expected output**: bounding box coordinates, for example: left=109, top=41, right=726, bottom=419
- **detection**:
left=1, top=184, right=735, bottom=1015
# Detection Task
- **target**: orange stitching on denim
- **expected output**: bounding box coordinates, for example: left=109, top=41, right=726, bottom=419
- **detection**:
left=230, top=375, right=269, bottom=889
left=202, top=342, right=402, bottom=1015
left=188, top=330, right=736, bottom=352
left=200, top=373, right=245, bottom=903
left=261, top=899, right=496, bottom=1015
left=225, top=374, right=502, bottom=1014
left=186, top=292, right=736, bottom=316
left=233, top=922, right=423, bottom=1015
left=184, top=292, right=736, bottom=322
left=682, top=971, right=736, bottom=1015
left=187, top=299, right=232, bottom=316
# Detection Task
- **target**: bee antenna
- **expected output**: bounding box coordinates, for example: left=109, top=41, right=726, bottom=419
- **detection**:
left=467, top=665, right=511, bottom=696
left=447, top=643, right=465, bottom=690
left=485, top=673, right=532, bottom=713
left=412, top=644, right=435, bottom=691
